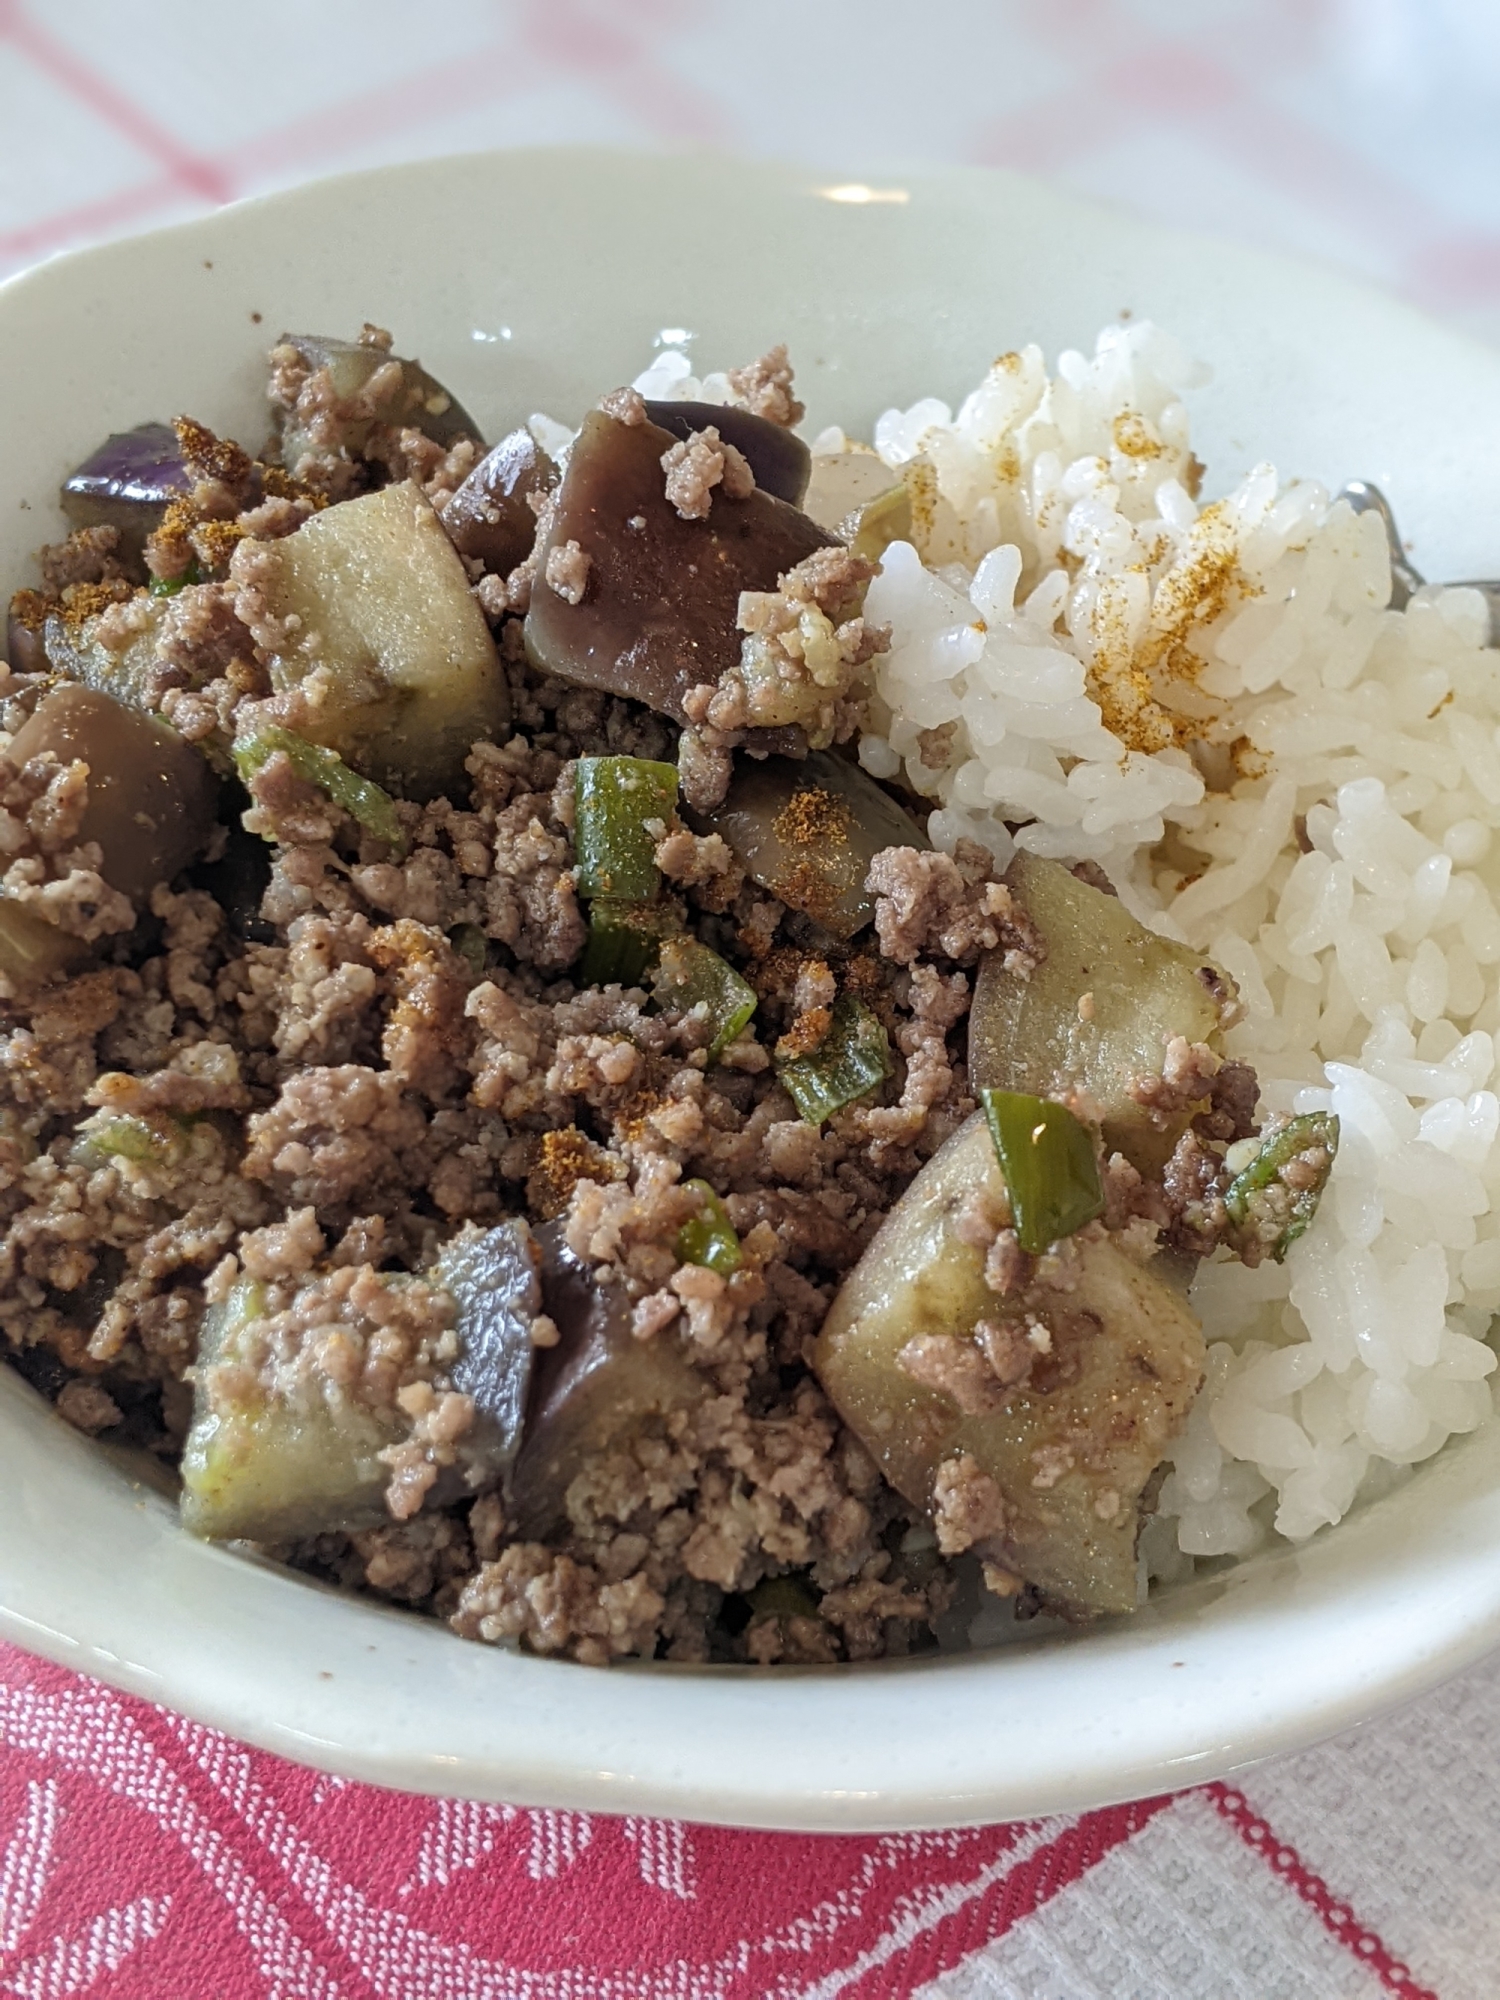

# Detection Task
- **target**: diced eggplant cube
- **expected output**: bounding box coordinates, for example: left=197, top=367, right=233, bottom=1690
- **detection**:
left=275, top=333, right=483, bottom=471
left=441, top=428, right=556, bottom=575
left=437, top=1218, right=542, bottom=1491
left=60, top=421, right=190, bottom=566
left=814, top=1112, right=1205, bottom=1617
left=697, top=747, right=929, bottom=938
left=523, top=406, right=832, bottom=732
left=5, top=684, right=218, bottom=904
left=509, top=1220, right=704, bottom=1538
left=970, top=852, right=1235, bottom=1173
left=245, top=480, right=510, bottom=799
left=180, top=1280, right=401, bottom=1542
left=43, top=598, right=168, bottom=713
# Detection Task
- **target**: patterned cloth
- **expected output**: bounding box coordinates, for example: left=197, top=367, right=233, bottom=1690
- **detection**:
left=3, top=1641, right=1497, bottom=1998
left=3, top=2, right=1500, bottom=1994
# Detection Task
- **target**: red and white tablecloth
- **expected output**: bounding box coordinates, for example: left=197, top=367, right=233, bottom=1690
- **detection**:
left=3, top=1639, right=1497, bottom=1998
left=4, top=3, right=1500, bottom=1994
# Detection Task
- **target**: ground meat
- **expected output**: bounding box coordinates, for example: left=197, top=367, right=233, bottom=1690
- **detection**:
left=241, top=1064, right=429, bottom=1221
left=598, top=386, right=646, bottom=425
left=931, top=1452, right=1010, bottom=1556
left=55, top=1377, right=122, bottom=1434
left=895, top=1332, right=1014, bottom=1415
left=653, top=825, right=744, bottom=912
left=660, top=427, right=755, bottom=519
left=694, top=548, right=889, bottom=745
left=676, top=725, right=734, bottom=813
left=1128, top=1035, right=1223, bottom=1125
left=866, top=841, right=1042, bottom=970
left=542, top=537, right=591, bottom=605
left=726, top=344, right=804, bottom=427
left=36, top=527, right=126, bottom=595
left=451, top=1544, right=665, bottom=1665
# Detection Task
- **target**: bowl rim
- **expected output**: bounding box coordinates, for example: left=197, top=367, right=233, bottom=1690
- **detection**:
left=3, top=144, right=1500, bottom=1833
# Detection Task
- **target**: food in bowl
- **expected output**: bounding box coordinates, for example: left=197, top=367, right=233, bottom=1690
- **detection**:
left=0, top=316, right=1490, bottom=1668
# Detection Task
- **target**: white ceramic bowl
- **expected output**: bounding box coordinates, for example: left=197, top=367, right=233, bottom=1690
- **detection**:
left=4, top=149, right=1500, bottom=1832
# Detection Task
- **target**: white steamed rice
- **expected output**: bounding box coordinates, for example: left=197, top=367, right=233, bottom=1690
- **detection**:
left=606, top=326, right=1500, bottom=1576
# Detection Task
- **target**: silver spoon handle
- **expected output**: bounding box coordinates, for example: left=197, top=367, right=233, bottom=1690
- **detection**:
left=1335, top=481, right=1428, bottom=609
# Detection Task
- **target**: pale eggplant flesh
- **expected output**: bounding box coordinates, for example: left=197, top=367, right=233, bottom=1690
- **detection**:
left=969, top=852, right=1237, bottom=1174
left=814, top=1112, right=1206, bottom=1617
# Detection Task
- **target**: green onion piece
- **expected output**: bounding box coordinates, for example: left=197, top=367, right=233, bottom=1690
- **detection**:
left=580, top=898, right=682, bottom=987
left=234, top=725, right=407, bottom=855
left=776, top=994, right=891, bottom=1126
left=149, top=558, right=201, bottom=598
left=676, top=1178, right=742, bottom=1275
left=979, top=1087, right=1104, bottom=1256
left=746, top=1572, right=821, bottom=1622
left=1224, top=1111, right=1340, bottom=1263
left=448, top=923, right=488, bottom=978
left=650, top=936, right=756, bottom=1059
left=573, top=755, right=679, bottom=901
left=74, top=1111, right=193, bottom=1167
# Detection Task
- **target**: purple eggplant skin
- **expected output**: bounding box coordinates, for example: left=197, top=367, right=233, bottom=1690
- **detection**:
left=5, top=607, right=48, bottom=676
left=60, top=422, right=190, bottom=567
left=438, top=1217, right=543, bottom=1492
left=440, top=428, right=557, bottom=575
left=6, top=683, right=220, bottom=904
left=524, top=406, right=833, bottom=736
left=509, top=1219, right=704, bottom=1538
left=643, top=399, right=811, bottom=506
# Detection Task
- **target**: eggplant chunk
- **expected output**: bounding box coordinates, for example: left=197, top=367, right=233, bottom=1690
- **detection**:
left=246, top=480, right=509, bottom=799
left=643, top=399, right=811, bottom=506
left=441, top=427, right=557, bottom=574
left=274, top=332, right=482, bottom=471
left=509, top=1219, right=704, bottom=1538
left=524, top=406, right=832, bottom=733
left=61, top=421, right=190, bottom=566
left=180, top=1278, right=401, bottom=1541
left=970, top=853, right=1236, bottom=1173
left=814, top=1112, right=1205, bottom=1616
left=183, top=1231, right=542, bottom=1544
left=6, top=684, right=218, bottom=903
left=436, top=1218, right=542, bottom=1492
left=698, top=748, right=929, bottom=938
left=802, top=449, right=912, bottom=559
left=44, top=598, right=168, bottom=712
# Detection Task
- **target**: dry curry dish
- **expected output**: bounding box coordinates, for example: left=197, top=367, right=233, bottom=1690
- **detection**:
left=0, top=329, right=1332, bottom=1665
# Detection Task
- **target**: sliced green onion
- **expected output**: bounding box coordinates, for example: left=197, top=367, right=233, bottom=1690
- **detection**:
left=746, top=1572, right=821, bottom=1622
left=234, top=725, right=406, bottom=854
left=1224, top=1111, right=1339, bottom=1262
left=579, top=898, right=681, bottom=987
left=573, top=755, right=679, bottom=901
left=74, top=1110, right=194, bottom=1167
left=650, top=936, right=756, bottom=1059
left=776, top=994, right=891, bottom=1125
left=448, top=923, right=488, bottom=977
left=980, top=1087, right=1104, bottom=1256
left=675, top=1178, right=742, bottom=1275
left=149, top=558, right=201, bottom=598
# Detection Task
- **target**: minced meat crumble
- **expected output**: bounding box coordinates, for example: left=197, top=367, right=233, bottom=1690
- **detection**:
left=0, top=324, right=1333, bottom=1668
